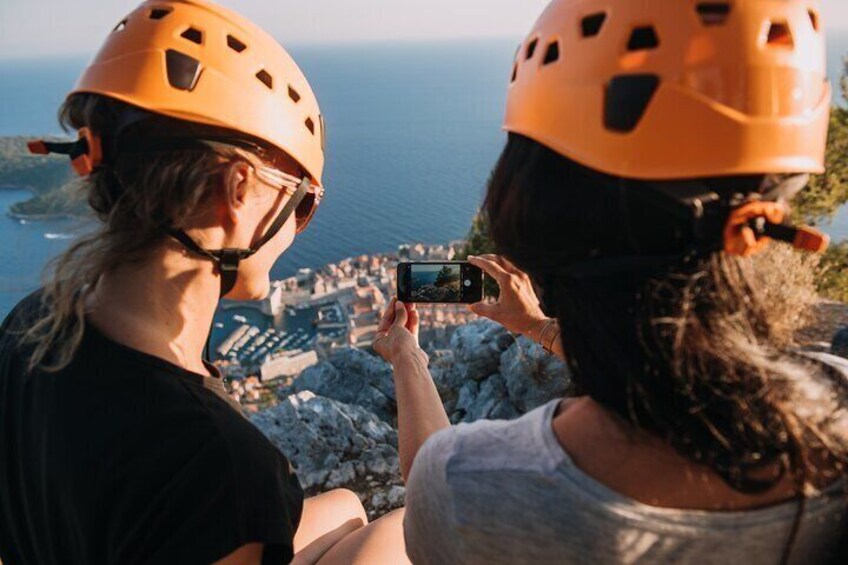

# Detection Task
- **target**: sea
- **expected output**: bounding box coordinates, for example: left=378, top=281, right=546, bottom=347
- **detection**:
left=1, top=34, right=848, bottom=318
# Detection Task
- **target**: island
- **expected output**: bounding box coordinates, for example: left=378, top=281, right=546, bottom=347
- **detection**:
left=0, top=136, right=86, bottom=218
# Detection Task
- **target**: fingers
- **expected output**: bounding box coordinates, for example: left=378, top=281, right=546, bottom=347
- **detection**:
left=392, top=300, right=408, bottom=329
left=468, top=301, right=499, bottom=320
left=377, top=297, right=397, bottom=333
left=495, top=255, right=524, bottom=277
left=407, top=305, right=420, bottom=340
left=468, top=255, right=509, bottom=284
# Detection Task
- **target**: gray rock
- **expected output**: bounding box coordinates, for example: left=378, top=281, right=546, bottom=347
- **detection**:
left=833, top=327, right=848, bottom=358
left=464, top=373, right=518, bottom=422
left=289, top=348, right=396, bottom=422
left=370, top=491, right=387, bottom=510
left=450, top=320, right=515, bottom=382
left=251, top=391, right=399, bottom=492
left=500, top=336, right=570, bottom=412
left=455, top=380, right=479, bottom=414
left=326, top=462, right=356, bottom=488
left=386, top=485, right=406, bottom=507
left=489, top=399, right=521, bottom=421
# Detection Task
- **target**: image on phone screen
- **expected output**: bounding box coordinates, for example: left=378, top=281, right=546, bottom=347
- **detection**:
left=397, top=262, right=483, bottom=304
left=411, top=263, right=461, bottom=302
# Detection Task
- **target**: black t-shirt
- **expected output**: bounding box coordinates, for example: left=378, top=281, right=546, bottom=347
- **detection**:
left=0, top=292, right=304, bottom=564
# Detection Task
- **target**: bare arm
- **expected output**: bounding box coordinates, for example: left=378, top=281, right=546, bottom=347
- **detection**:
left=393, top=349, right=450, bottom=481
left=374, top=299, right=450, bottom=482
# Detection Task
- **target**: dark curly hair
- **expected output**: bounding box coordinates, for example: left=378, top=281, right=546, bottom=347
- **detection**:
left=484, top=133, right=848, bottom=563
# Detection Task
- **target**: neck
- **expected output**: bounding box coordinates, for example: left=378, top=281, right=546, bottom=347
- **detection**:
left=87, top=242, right=220, bottom=376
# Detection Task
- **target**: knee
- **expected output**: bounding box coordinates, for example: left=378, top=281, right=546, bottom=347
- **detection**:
left=326, top=488, right=368, bottom=526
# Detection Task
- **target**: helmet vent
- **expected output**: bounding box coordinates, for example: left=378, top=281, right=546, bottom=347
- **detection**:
left=766, top=22, right=794, bottom=48
left=627, top=27, right=660, bottom=51
left=808, top=9, right=820, bottom=32
left=305, top=118, right=315, bottom=135
left=696, top=3, right=731, bottom=26
left=542, top=41, right=560, bottom=65
left=510, top=63, right=518, bottom=83
left=113, top=19, right=128, bottom=33
left=581, top=13, right=607, bottom=37
left=180, top=27, right=203, bottom=45
left=166, top=49, right=203, bottom=91
left=604, top=74, right=660, bottom=133
left=288, top=86, right=301, bottom=103
left=149, top=8, right=172, bottom=20
left=227, top=35, right=247, bottom=53
left=319, top=115, right=326, bottom=151
left=255, top=70, right=273, bottom=90
left=526, top=38, right=539, bottom=60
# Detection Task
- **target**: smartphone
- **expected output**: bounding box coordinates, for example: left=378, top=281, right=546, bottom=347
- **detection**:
left=397, top=261, right=484, bottom=304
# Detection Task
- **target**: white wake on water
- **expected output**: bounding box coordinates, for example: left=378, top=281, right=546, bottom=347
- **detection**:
left=43, top=233, right=73, bottom=240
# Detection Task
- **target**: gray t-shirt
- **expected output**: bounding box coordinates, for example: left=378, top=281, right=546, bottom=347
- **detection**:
left=404, top=353, right=848, bottom=564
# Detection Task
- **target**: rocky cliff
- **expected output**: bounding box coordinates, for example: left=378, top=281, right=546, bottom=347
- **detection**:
left=250, top=319, right=570, bottom=518
left=249, top=315, right=848, bottom=519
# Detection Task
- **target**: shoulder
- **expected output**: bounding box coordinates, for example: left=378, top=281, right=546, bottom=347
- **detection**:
left=123, top=387, right=302, bottom=563
left=404, top=401, right=562, bottom=564
left=182, top=383, right=301, bottom=496
left=1, top=290, right=46, bottom=336
left=416, top=399, right=562, bottom=478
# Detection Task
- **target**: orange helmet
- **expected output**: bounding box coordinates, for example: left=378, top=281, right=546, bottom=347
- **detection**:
left=72, top=0, right=325, bottom=187
left=29, top=0, right=327, bottom=299
left=505, top=0, right=831, bottom=181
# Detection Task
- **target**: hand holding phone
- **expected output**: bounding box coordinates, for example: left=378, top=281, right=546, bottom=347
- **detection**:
left=397, top=261, right=484, bottom=304
left=465, top=255, right=548, bottom=335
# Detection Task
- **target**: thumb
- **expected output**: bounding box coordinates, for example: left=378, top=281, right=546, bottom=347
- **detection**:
left=469, top=302, right=499, bottom=320
left=393, top=300, right=409, bottom=328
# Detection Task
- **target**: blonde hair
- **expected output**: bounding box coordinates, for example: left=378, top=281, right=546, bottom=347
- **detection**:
left=20, top=93, right=267, bottom=372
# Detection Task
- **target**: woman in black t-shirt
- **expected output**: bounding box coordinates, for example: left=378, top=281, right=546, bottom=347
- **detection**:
left=0, top=1, right=408, bottom=563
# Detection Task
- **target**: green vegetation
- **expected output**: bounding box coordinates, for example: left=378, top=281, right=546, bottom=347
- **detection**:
left=457, top=212, right=499, bottom=298
left=434, top=265, right=460, bottom=287
left=0, top=136, right=84, bottom=217
left=819, top=242, right=848, bottom=303
left=9, top=177, right=88, bottom=217
left=0, top=137, right=72, bottom=192
left=794, top=106, right=848, bottom=225
left=817, top=57, right=848, bottom=302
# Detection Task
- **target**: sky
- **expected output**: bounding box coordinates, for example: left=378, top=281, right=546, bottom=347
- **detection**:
left=1, top=0, right=844, bottom=60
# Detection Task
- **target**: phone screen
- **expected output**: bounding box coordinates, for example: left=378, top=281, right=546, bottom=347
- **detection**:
left=397, top=262, right=483, bottom=304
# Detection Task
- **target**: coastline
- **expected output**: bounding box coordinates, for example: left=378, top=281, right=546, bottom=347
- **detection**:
left=6, top=210, right=77, bottom=221
left=0, top=185, right=85, bottom=221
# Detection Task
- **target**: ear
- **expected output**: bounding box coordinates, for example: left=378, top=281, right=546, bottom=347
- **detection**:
left=222, top=160, right=252, bottom=226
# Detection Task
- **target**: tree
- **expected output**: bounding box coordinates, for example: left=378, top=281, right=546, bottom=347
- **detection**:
left=434, top=265, right=459, bottom=287
left=819, top=242, right=848, bottom=303
left=842, top=55, right=847, bottom=104
left=794, top=106, right=848, bottom=225
left=458, top=211, right=500, bottom=298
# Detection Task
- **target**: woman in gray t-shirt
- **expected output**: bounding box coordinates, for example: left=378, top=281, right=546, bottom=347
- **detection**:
left=372, top=0, right=848, bottom=563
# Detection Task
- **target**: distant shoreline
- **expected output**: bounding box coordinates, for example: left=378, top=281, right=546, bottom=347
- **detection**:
left=0, top=185, right=34, bottom=192
left=7, top=210, right=74, bottom=221
left=0, top=186, right=77, bottom=221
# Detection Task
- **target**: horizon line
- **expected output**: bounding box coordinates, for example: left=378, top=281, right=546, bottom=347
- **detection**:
left=3, top=28, right=848, bottom=62
left=0, top=35, right=527, bottom=63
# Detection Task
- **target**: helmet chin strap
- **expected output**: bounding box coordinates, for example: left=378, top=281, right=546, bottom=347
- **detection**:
left=170, top=178, right=311, bottom=299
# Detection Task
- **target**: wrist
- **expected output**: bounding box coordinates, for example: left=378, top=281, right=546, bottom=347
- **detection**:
left=393, top=348, right=430, bottom=370
left=523, top=316, right=554, bottom=342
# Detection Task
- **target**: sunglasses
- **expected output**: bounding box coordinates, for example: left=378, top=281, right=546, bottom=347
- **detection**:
left=252, top=164, right=325, bottom=233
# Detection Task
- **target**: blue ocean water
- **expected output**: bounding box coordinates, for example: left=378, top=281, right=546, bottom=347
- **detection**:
left=1, top=35, right=848, bottom=318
